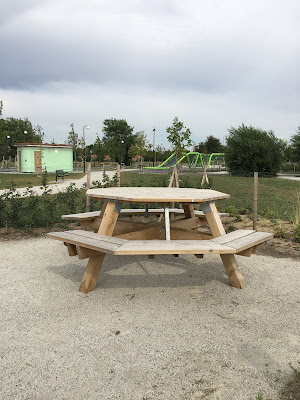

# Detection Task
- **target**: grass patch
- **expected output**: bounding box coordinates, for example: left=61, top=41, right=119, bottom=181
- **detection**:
left=121, top=172, right=300, bottom=221
left=0, top=172, right=85, bottom=189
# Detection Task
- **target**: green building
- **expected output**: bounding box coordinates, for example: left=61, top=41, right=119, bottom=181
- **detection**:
left=15, top=143, right=73, bottom=173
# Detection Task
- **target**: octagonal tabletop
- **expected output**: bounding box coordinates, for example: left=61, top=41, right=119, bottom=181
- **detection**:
left=86, top=187, right=230, bottom=203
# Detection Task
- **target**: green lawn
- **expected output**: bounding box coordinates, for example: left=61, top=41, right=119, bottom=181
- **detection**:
left=121, top=172, right=300, bottom=221
left=0, top=172, right=85, bottom=190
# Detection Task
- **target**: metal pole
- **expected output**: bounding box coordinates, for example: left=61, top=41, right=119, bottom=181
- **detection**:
left=153, top=128, right=156, bottom=167
left=86, top=162, right=91, bottom=212
left=83, top=126, right=86, bottom=173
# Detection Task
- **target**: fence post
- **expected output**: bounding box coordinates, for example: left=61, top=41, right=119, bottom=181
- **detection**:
left=253, top=172, right=258, bottom=230
left=117, top=164, right=121, bottom=187
left=86, top=162, right=91, bottom=212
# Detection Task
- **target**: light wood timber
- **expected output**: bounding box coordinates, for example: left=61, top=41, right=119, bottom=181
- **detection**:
left=117, top=226, right=160, bottom=240
left=64, top=243, right=78, bottom=256
left=253, top=172, right=258, bottom=230
left=169, top=227, right=212, bottom=240
left=79, top=254, right=106, bottom=293
left=61, top=208, right=229, bottom=221
left=99, top=201, right=108, bottom=219
left=81, top=200, right=121, bottom=293
left=48, top=230, right=126, bottom=253
left=236, top=248, right=253, bottom=257
left=86, top=187, right=230, bottom=204
left=49, top=229, right=271, bottom=256
left=204, top=202, right=246, bottom=289
left=183, top=203, right=196, bottom=219
left=113, top=240, right=235, bottom=255
left=76, top=246, right=101, bottom=260
left=99, top=201, right=121, bottom=236
left=211, top=230, right=273, bottom=252
left=81, top=219, right=149, bottom=234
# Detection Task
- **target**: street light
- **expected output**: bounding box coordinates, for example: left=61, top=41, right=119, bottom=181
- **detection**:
left=153, top=128, right=156, bottom=167
left=83, top=125, right=90, bottom=173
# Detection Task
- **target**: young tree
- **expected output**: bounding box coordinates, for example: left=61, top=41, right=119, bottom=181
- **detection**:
left=291, top=127, right=300, bottom=162
left=225, top=124, right=286, bottom=176
left=93, top=134, right=106, bottom=161
left=194, top=135, right=224, bottom=154
left=128, top=131, right=151, bottom=163
left=166, top=116, right=192, bottom=157
left=67, top=123, right=79, bottom=163
left=0, top=117, right=43, bottom=159
left=102, top=118, right=135, bottom=165
left=0, top=101, right=3, bottom=116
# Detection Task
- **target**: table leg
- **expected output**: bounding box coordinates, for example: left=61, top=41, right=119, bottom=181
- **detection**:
left=164, top=206, right=171, bottom=240
left=203, top=202, right=246, bottom=289
left=79, top=200, right=122, bottom=293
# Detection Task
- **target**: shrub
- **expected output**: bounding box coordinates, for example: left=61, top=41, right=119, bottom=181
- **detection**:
left=225, top=124, right=286, bottom=176
left=294, top=224, right=300, bottom=242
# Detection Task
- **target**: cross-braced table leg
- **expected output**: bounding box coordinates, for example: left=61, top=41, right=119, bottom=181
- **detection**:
left=203, top=202, right=246, bottom=289
left=79, top=200, right=122, bottom=293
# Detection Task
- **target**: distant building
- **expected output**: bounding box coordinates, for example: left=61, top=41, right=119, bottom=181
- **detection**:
left=15, top=143, right=73, bottom=173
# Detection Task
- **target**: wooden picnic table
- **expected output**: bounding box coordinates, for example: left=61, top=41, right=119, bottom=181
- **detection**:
left=83, top=187, right=241, bottom=292
left=48, top=187, right=273, bottom=293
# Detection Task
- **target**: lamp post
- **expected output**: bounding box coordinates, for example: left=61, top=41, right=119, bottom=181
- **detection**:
left=153, top=128, right=156, bottom=167
left=83, top=125, right=90, bottom=173
left=120, top=140, right=124, bottom=167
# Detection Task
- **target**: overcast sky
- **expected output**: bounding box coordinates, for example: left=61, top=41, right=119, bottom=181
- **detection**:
left=1, top=0, right=299, bottom=147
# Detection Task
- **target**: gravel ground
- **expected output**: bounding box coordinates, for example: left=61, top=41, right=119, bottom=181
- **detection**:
left=0, top=237, right=299, bottom=400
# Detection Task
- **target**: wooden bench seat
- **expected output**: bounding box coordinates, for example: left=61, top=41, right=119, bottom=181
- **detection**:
left=62, top=208, right=229, bottom=221
left=47, top=229, right=272, bottom=256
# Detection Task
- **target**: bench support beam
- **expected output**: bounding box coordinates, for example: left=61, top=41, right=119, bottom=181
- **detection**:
left=79, top=200, right=121, bottom=293
left=205, top=202, right=246, bottom=289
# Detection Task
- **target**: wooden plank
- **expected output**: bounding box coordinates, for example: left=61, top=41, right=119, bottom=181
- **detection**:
left=116, top=226, right=161, bottom=240
left=64, top=230, right=127, bottom=245
left=62, top=211, right=101, bottom=220
left=222, top=231, right=273, bottom=253
left=86, top=187, right=230, bottom=203
left=210, top=229, right=255, bottom=244
left=170, top=227, right=212, bottom=240
left=114, top=240, right=235, bottom=255
left=76, top=246, right=102, bottom=260
left=61, top=208, right=229, bottom=220
left=236, top=248, right=253, bottom=257
left=194, top=254, right=204, bottom=258
left=64, top=243, right=78, bottom=256
left=86, top=219, right=149, bottom=234
left=183, top=204, right=196, bottom=219
left=49, top=230, right=127, bottom=247
left=47, top=231, right=125, bottom=254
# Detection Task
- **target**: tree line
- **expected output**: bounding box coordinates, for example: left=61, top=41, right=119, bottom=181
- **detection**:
left=1, top=99, right=300, bottom=175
